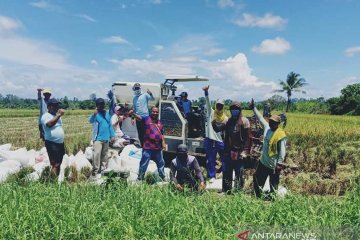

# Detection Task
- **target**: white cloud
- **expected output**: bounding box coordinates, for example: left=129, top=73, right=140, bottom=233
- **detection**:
left=0, top=36, right=70, bottom=69
left=108, top=52, right=277, bottom=100
left=29, top=0, right=62, bottom=12
left=0, top=15, right=22, bottom=32
left=91, top=59, right=98, bottom=66
left=345, top=46, right=360, bottom=57
left=165, top=34, right=224, bottom=57
left=252, top=37, right=291, bottom=55
left=336, top=76, right=359, bottom=89
left=205, top=47, right=225, bottom=56
left=234, top=13, right=287, bottom=29
left=30, top=0, right=50, bottom=9
left=102, top=36, right=130, bottom=44
left=153, top=45, right=164, bottom=51
left=74, top=14, right=96, bottom=23
left=218, top=0, right=235, bottom=9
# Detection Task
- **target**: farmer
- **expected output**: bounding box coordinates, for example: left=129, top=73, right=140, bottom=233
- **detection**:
left=202, top=85, right=228, bottom=183
left=132, top=83, right=155, bottom=146
left=111, top=105, right=130, bottom=148
left=111, top=105, right=126, bottom=139
left=131, top=106, right=166, bottom=181
left=249, top=99, right=287, bottom=200
left=170, top=144, right=206, bottom=191
left=177, top=91, right=192, bottom=117
left=41, top=98, right=65, bottom=176
left=89, top=98, right=115, bottom=176
left=220, top=101, right=251, bottom=194
left=37, top=88, right=52, bottom=141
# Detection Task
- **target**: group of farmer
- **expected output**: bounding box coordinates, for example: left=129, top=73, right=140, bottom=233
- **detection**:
left=37, top=83, right=287, bottom=199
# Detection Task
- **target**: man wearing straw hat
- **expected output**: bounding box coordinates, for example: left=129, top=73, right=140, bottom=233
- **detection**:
left=249, top=99, right=287, bottom=200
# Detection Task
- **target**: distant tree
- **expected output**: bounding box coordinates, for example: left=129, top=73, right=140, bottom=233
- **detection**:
left=327, top=83, right=360, bottom=115
left=267, top=95, right=287, bottom=110
left=224, top=99, right=232, bottom=107
left=89, top=93, right=97, bottom=101
left=275, top=72, right=307, bottom=112
left=60, top=96, right=70, bottom=109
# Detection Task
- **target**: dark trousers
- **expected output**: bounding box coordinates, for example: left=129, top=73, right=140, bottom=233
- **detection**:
left=136, top=118, right=146, bottom=147
left=222, top=154, right=245, bottom=193
left=38, top=124, right=44, bottom=141
left=205, top=138, right=224, bottom=179
left=45, top=140, right=65, bottom=176
left=253, top=161, right=280, bottom=199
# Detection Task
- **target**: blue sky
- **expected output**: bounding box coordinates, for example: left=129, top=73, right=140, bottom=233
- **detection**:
left=0, top=0, right=359, bottom=101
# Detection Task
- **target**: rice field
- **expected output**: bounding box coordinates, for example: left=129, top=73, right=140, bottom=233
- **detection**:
left=0, top=109, right=360, bottom=239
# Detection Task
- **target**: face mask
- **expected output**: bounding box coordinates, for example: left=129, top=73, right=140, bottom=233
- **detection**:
left=150, top=114, right=159, bottom=120
left=134, top=89, right=141, bottom=96
left=230, top=109, right=240, bottom=117
left=177, top=153, right=187, bottom=161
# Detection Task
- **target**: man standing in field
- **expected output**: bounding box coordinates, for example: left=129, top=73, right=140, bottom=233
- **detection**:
left=37, top=88, right=52, bottom=141
left=221, top=101, right=251, bottom=194
left=41, top=98, right=65, bottom=176
left=131, top=106, right=166, bottom=181
left=132, top=83, right=154, bottom=146
left=249, top=99, right=287, bottom=200
left=170, top=144, right=206, bottom=191
left=89, top=98, right=115, bottom=177
left=202, top=85, right=228, bottom=183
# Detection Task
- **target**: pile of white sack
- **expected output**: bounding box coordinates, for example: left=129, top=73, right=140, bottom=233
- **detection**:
left=0, top=143, right=170, bottom=184
left=0, top=143, right=287, bottom=196
left=85, top=144, right=170, bottom=182
left=0, top=143, right=50, bottom=183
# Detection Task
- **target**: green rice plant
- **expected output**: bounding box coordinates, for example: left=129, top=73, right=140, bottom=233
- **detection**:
left=79, top=166, right=92, bottom=181
left=0, top=182, right=359, bottom=239
left=39, top=166, right=57, bottom=183
left=5, top=167, right=34, bottom=186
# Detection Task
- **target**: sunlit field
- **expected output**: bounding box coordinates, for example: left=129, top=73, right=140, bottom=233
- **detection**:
left=1, top=109, right=359, bottom=239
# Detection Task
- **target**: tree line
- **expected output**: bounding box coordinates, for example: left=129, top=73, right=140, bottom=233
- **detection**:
left=0, top=82, right=359, bottom=115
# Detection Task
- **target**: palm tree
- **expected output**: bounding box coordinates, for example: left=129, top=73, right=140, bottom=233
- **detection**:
left=275, top=72, right=307, bottom=112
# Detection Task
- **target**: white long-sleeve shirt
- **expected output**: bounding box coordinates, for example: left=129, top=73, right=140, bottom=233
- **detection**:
left=204, top=92, right=227, bottom=143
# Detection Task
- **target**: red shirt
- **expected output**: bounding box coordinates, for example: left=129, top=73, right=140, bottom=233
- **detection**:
left=142, top=116, right=164, bottom=150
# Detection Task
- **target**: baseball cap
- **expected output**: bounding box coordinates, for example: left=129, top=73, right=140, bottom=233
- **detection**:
left=216, top=99, right=224, bottom=105
left=47, top=98, right=59, bottom=106
left=132, top=83, right=141, bottom=91
left=95, top=98, right=105, bottom=105
left=229, top=101, right=241, bottom=110
left=269, top=115, right=281, bottom=123
left=179, top=92, right=188, bottom=97
left=114, top=106, right=121, bottom=112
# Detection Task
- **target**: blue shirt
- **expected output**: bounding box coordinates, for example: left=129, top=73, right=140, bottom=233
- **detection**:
left=133, top=92, right=154, bottom=117
left=89, top=112, right=115, bottom=141
left=178, top=99, right=192, bottom=115
left=41, top=113, right=64, bottom=143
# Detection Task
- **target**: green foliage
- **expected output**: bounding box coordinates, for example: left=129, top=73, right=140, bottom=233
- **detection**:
left=275, top=72, right=307, bottom=112
left=292, top=98, right=329, bottom=114
left=327, top=83, right=360, bottom=115
left=5, top=167, right=34, bottom=186
left=0, top=183, right=359, bottom=239
left=0, top=93, right=98, bottom=110
left=39, top=166, right=57, bottom=183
